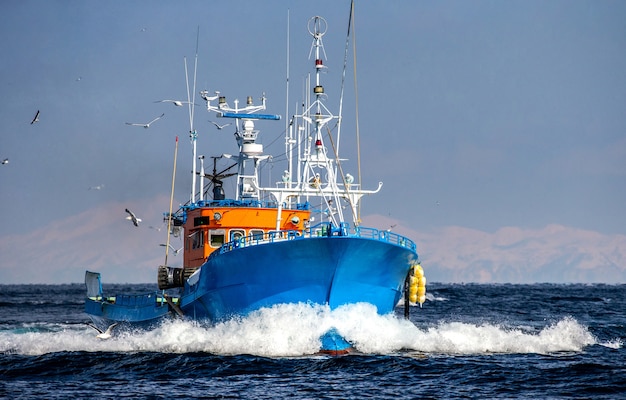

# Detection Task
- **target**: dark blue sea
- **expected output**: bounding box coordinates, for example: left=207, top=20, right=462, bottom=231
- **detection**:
left=1, top=283, right=624, bottom=399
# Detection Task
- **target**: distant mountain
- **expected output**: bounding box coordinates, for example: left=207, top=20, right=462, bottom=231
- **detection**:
left=0, top=197, right=171, bottom=284
left=363, top=215, right=626, bottom=284
left=1, top=206, right=624, bottom=284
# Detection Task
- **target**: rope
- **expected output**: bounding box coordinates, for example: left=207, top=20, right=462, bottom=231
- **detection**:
left=164, top=136, right=179, bottom=266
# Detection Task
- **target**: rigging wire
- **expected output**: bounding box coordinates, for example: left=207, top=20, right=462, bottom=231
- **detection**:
left=164, top=136, right=179, bottom=267
left=337, top=0, right=354, bottom=157
left=349, top=0, right=362, bottom=223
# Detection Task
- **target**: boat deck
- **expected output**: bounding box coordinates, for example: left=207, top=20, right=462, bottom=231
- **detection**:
left=209, top=222, right=417, bottom=260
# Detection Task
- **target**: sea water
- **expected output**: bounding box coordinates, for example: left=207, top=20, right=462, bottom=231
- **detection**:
left=0, top=283, right=624, bottom=399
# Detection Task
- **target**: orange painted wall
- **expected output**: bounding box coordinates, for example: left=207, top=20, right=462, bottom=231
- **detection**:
left=182, top=207, right=311, bottom=268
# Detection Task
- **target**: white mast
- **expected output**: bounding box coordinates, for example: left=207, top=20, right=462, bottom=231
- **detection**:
left=186, top=28, right=200, bottom=204
left=264, top=16, right=381, bottom=228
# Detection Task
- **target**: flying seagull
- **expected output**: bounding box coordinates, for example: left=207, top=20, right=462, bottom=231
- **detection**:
left=154, top=100, right=194, bottom=107
left=88, top=184, right=104, bottom=190
left=160, top=243, right=183, bottom=255
left=86, top=322, right=118, bottom=339
left=125, top=208, right=142, bottom=227
left=209, top=121, right=232, bottom=130
left=125, top=113, right=165, bottom=128
left=1, top=159, right=8, bottom=165
left=31, top=110, right=40, bottom=124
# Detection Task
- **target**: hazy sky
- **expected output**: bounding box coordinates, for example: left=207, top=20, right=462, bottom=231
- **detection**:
left=1, top=1, right=625, bottom=283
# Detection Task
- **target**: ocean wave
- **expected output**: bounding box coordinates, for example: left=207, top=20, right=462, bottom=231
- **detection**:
left=0, top=303, right=604, bottom=357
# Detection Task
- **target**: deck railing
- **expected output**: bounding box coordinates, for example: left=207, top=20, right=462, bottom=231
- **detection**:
left=208, top=222, right=417, bottom=260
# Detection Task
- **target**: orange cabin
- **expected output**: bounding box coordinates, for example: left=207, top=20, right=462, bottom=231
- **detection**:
left=183, top=206, right=311, bottom=268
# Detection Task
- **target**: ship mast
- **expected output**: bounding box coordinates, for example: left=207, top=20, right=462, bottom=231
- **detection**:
left=266, top=16, right=381, bottom=229
left=199, top=91, right=280, bottom=201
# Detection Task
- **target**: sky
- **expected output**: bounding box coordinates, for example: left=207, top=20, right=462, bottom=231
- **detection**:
left=1, top=0, right=625, bottom=284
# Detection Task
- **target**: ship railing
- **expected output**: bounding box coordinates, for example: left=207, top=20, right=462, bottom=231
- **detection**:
left=212, top=230, right=300, bottom=257
left=106, top=292, right=169, bottom=307
left=352, top=226, right=417, bottom=252
left=208, top=222, right=416, bottom=259
left=183, top=199, right=311, bottom=211
left=303, top=223, right=416, bottom=251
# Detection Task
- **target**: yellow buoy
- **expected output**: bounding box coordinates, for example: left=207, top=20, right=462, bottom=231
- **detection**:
left=407, top=262, right=427, bottom=306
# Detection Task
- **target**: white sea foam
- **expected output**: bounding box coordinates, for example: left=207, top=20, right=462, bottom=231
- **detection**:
left=599, top=338, right=623, bottom=349
left=0, top=303, right=608, bottom=356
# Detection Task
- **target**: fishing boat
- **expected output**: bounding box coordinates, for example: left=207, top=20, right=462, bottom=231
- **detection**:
left=85, top=12, right=426, bottom=355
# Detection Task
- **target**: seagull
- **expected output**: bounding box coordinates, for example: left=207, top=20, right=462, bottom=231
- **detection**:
left=31, top=110, right=40, bottom=124
left=88, top=184, right=104, bottom=190
left=125, top=113, right=164, bottom=128
left=149, top=225, right=162, bottom=232
left=160, top=243, right=182, bottom=255
left=1, top=159, right=8, bottom=165
left=86, top=322, right=118, bottom=339
left=154, top=100, right=192, bottom=107
left=125, top=208, right=142, bottom=227
left=209, top=121, right=232, bottom=130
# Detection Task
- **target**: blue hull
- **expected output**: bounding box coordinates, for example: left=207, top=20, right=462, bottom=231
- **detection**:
left=84, top=293, right=175, bottom=332
left=180, top=236, right=417, bottom=321
left=85, top=232, right=418, bottom=353
left=84, top=271, right=177, bottom=331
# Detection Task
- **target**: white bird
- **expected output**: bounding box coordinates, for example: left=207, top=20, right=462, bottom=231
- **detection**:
left=86, top=322, right=118, bottom=339
left=125, top=113, right=164, bottom=128
left=209, top=121, right=232, bottom=130
left=149, top=225, right=162, bottom=232
left=125, top=208, right=142, bottom=227
left=1, top=159, right=8, bottom=165
left=154, top=100, right=193, bottom=107
left=31, top=110, right=40, bottom=124
left=88, top=184, right=104, bottom=190
left=160, top=243, right=182, bottom=255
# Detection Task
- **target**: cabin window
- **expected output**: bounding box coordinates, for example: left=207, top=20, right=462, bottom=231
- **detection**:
left=194, top=216, right=210, bottom=226
left=191, top=230, right=205, bottom=249
left=250, top=229, right=264, bottom=240
left=230, top=229, right=245, bottom=242
left=209, top=229, right=226, bottom=248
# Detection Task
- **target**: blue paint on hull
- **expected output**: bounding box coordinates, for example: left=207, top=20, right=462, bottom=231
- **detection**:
left=319, top=328, right=352, bottom=355
left=180, top=236, right=416, bottom=321
left=84, top=293, right=173, bottom=331
left=85, top=234, right=418, bottom=352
